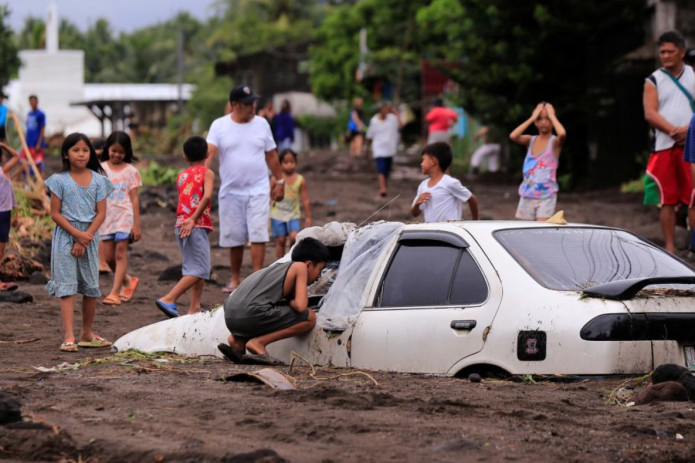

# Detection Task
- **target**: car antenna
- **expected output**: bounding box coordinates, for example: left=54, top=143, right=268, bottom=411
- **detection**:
left=357, top=194, right=401, bottom=227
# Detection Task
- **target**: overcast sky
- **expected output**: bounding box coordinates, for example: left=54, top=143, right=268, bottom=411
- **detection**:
left=5, top=0, right=221, bottom=33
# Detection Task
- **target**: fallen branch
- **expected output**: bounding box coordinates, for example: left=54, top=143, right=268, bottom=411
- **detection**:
left=289, top=351, right=378, bottom=386
left=0, top=338, right=40, bottom=345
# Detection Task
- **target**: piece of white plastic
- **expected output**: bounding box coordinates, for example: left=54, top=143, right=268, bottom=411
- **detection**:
left=317, top=221, right=404, bottom=330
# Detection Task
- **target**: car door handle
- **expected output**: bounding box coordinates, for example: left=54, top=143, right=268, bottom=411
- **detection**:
left=451, top=320, right=477, bottom=330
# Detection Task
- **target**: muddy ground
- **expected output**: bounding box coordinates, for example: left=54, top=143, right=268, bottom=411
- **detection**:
left=1, top=150, right=695, bottom=462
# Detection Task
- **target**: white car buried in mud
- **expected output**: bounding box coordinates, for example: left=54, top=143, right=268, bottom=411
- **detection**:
left=114, top=220, right=695, bottom=377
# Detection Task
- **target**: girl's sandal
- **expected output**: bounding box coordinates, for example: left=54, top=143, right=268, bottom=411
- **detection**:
left=60, top=340, right=78, bottom=352
left=77, top=335, right=112, bottom=348
left=119, top=277, right=139, bottom=302
left=102, top=294, right=121, bottom=305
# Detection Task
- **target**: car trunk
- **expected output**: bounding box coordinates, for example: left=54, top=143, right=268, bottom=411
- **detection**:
left=581, top=290, right=695, bottom=370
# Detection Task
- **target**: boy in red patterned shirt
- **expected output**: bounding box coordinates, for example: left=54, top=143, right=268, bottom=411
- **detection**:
left=156, top=136, right=215, bottom=318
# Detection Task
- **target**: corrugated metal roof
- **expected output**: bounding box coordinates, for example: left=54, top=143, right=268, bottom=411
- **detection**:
left=76, top=83, right=196, bottom=103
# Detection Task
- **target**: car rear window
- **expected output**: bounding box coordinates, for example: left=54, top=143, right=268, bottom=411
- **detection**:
left=494, top=227, right=695, bottom=291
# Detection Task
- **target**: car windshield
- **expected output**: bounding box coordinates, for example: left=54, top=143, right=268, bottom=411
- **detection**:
left=494, top=227, right=695, bottom=291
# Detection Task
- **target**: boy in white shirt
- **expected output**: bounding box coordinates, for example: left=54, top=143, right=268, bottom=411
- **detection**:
left=411, top=142, right=479, bottom=222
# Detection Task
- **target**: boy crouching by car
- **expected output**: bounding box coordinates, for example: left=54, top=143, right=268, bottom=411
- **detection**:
left=217, top=237, right=329, bottom=364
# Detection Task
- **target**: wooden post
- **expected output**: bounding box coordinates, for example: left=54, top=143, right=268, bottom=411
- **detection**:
left=8, top=112, right=50, bottom=213
left=9, top=113, right=45, bottom=188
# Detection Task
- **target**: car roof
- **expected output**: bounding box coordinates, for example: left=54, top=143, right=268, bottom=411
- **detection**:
left=402, top=220, right=613, bottom=234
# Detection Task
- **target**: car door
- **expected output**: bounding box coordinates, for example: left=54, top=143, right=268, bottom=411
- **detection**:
left=350, top=229, right=503, bottom=374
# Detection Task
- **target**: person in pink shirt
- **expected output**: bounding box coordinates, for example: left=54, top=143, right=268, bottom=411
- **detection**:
left=426, top=98, right=458, bottom=146
left=98, top=131, right=142, bottom=306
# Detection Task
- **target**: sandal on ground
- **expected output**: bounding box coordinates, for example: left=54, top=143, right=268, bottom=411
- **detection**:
left=156, top=299, right=179, bottom=318
left=77, top=335, right=112, bottom=348
left=60, top=340, right=78, bottom=352
left=0, top=282, right=18, bottom=292
left=98, top=267, right=112, bottom=275
left=102, top=294, right=121, bottom=305
left=217, top=343, right=245, bottom=364
left=119, top=277, right=139, bottom=302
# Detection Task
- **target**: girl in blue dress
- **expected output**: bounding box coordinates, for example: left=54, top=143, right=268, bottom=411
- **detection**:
left=45, top=133, right=114, bottom=352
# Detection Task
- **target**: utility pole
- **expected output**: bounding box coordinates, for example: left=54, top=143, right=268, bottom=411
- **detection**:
left=177, top=29, right=184, bottom=114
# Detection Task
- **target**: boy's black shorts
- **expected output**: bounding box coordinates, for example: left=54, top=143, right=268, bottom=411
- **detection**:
left=225, top=302, right=310, bottom=338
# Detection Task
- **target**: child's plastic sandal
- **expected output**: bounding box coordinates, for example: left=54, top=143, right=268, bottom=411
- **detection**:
left=60, top=340, right=78, bottom=352
left=102, top=294, right=121, bottom=305
left=77, top=335, right=112, bottom=348
left=119, top=277, right=139, bottom=302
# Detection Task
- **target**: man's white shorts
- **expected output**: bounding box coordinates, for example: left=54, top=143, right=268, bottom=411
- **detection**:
left=515, top=195, right=557, bottom=221
left=427, top=131, right=451, bottom=145
left=219, top=193, right=270, bottom=247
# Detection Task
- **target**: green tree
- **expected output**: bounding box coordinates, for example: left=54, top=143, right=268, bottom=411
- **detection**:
left=187, top=65, right=233, bottom=129
left=188, top=0, right=327, bottom=127
left=16, top=15, right=45, bottom=49
left=58, top=18, right=85, bottom=50
left=206, top=0, right=320, bottom=57
left=310, top=0, right=428, bottom=103
left=417, top=0, right=647, bottom=186
left=0, top=5, right=19, bottom=90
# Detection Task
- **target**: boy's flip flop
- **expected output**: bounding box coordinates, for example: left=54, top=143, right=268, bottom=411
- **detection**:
left=243, top=352, right=282, bottom=366
left=217, top=343, right=245, bottom=364
left=119, top=277, right=139, bottom=302
left=77, top=335, right=112, bottom=348
left=156, top=299, right=179, bottom=318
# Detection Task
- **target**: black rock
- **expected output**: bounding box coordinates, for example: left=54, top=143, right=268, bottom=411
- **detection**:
left=19, top=239, right=42, bottom=249
left=677, top=371, right=695, bottom=400
left=653, top=364, right=689, bottom=383
left=33, top=247, right=52, bottom=267
left=0, top=291, right=32, bottom=303
left=143, top=250, right=170, bottom=262
left=468, top=373, right=482, bottom=383
left=0, top=392, right=21, bottom=424
left=29, top=271, right=48, bottom=285
left=652, top=363, right=695, bottom=400
left=157, top=265, right=182, bottom=281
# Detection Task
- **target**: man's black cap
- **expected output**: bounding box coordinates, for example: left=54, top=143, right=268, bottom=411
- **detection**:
left=229, top=85, right=261, bottom=104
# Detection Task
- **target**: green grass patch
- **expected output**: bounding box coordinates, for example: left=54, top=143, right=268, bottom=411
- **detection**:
left=621, top=177, right=645, bottom=194
left=138, top=161, right=179, bottom=186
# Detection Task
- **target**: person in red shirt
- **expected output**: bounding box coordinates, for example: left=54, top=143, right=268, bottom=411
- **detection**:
left=156, top=136, right=215, bottom=318
left=425, top=98, right=458, bottom=146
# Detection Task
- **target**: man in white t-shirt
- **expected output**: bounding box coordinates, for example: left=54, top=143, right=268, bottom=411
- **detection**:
left=206, top=85, right=285, bottom=292
left=644, top=31, right=695, bottom=253
left=411, top=142, right=479, bottom=222
left=366, top=101, right=402, bottom=197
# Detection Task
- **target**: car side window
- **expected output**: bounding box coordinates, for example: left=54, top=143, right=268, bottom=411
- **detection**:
left=379, top=242, right=459, bottom=307
left=450, top=251, right=488, bottom=305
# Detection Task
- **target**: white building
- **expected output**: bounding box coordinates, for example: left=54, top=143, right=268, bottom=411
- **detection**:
left=5, top=3, right=194, bottom=138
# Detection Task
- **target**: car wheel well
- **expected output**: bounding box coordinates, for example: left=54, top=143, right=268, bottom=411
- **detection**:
left=455, top=364, right=510, bottom=380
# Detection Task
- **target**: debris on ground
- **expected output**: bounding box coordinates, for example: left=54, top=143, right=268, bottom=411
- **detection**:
left=222, top=368, right=297, bottom=390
